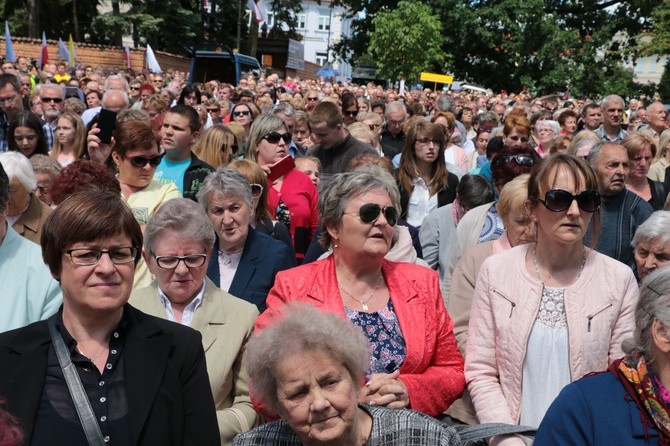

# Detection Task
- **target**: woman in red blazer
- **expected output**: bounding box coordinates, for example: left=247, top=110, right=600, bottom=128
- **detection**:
left=255, top=166, right=464, bottom=417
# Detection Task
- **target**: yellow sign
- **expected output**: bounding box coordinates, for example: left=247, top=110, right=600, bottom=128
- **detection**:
left=420, top=72, right=454, bottom=84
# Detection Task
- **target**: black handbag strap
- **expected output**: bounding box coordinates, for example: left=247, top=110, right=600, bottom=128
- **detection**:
left=47, top=317, right=106, bottom=446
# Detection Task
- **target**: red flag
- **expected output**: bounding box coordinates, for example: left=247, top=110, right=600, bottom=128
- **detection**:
left=38, top=32, right=48, bottom=68
left=124, top=46, right=131, bottom=69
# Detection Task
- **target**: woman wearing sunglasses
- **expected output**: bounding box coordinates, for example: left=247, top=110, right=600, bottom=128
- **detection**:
left=110, top=119, right=179, bottom=229
left=397, top=120, right=459, bottom=230
left=230, top=102, right=259, bottom=155
left=466, top=154, right=638, bottom=444
left=256, top=166, right=465, bottom=418
left=247, top=114, right=318, bottom=264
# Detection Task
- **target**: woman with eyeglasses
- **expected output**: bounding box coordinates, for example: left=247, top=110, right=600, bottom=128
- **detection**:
left=397, top=120, right=459, bottom=230
left=247, top=114, right=318, bottom=264
left=466, top=154, right=638, bottom=444
left=129, top=198, right=260, bottom=446
left=256, top=166, right=465, bottom=418
left=230, top=103, right=260, bottom=155
left=199, top=167, right=295, bottom=311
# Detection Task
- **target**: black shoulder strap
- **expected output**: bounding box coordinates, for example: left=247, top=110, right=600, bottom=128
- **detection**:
left=47, top=317, right=106, bottom=446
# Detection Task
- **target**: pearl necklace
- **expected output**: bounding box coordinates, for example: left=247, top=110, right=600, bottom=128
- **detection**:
left=338, top=274, right=384, bottom=312
left=532, top=245, right=587, bottom=287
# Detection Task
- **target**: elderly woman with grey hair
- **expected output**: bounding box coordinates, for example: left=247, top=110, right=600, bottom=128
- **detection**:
left=536, top=266, right=670, bottom=444
left=632, top=210, right=670, bottom=280
left=198, top=166, right=295, bottom=311
left=255, top=166, right=465, bottom=418
left=0, top=151, right=52, bottom=244
left=247, top=114, right=318, bottom=263
left=129, top=198, right=260, bottom=445
left=237, top=303, right=462, bottom=446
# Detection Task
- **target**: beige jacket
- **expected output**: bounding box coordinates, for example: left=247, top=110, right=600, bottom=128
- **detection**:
left=465, top=244, right=638, bottom=446
left=130, top=278, right=260, bottom=446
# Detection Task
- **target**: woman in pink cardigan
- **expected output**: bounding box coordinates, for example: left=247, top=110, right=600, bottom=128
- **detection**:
left=255, top=166, right=465, bottom=418
left=465, top=154, right=638, bottom=446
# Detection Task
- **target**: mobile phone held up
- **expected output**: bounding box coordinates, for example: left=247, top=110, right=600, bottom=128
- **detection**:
left=267, top=155, right=295, bottom=182
left=97, top=109, right=117, bottom=144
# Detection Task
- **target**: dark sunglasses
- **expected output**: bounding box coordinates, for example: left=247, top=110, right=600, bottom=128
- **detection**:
left=538, top=189, right=601, bottom=213
left=207, top=108, right=219, bottom=112
left=494, top=154, right=536, bottom=167
left=307, top=97, right=319, bottom=101
left=129, top=86, right=140, bottom=91
left=127, top=153, right=164, bottom=168
left=263, top=132, right=292, bottom=144
left=344, top=110, right=359, bottom=117
left=351, top=203, right=398, bottom=226
left=233, top=110, right=250, bottom=117
left=41, top=97, right=63, bottom=104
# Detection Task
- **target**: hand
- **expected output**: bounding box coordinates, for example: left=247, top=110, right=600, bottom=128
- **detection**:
left=86, top=124, right=114, bottom=164
left=300, top=138, right=314, bottom=150
left=360, top=370, right=410, bottom=409
left=259, top=163, right=271, bottom=177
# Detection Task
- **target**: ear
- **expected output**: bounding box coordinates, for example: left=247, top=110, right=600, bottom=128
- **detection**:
left=191, top=130, right=200, bottom=144
left=652, top=319, right=670, bottom=354
left=326, top=223, right=340, bottom=246
left=111, top=151, right=121, bottom=167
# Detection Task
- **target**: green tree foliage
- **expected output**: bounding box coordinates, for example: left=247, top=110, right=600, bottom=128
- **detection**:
left=334, top=0, right=662, bottom=96
left=367, top=1, right=448, bottom=82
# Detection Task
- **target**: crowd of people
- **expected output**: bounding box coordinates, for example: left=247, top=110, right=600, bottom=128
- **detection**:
left=1, top=56, right=670, bottom=445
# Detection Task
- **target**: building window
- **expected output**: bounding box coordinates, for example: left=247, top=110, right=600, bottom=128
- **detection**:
left=247, top=10, right=274, bottom=27
left=318, top=14, right=330, bottom=31
left=315, top=52, right=328, bottom=66
left=296, top=13, right=306, bottom=29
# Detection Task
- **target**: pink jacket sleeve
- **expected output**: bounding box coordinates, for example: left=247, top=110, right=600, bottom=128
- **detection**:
left=608, top=267, right=638, bottom=362
left=464, top=261, right=525, bottom=446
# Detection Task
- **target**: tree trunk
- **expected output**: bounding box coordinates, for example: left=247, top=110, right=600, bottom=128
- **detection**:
left=28, top=0, right=39, bottom=38
left=112, top=0, right=123, bottom=47
left=72, top=0, right=80, bottom=40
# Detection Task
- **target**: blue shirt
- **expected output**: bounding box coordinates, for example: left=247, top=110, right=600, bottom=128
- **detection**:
left=154, top=157, right=191, bottom=194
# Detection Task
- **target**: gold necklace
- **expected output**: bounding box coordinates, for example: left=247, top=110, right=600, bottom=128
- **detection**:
left=77, top=345, right=107, bottom=362
left=532, top=245, right=586, bottom=287
left=338, top=274, right=384, bottom=312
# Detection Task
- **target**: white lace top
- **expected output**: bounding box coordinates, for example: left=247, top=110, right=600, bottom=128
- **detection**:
left=519, top=286, right=571, bottom=427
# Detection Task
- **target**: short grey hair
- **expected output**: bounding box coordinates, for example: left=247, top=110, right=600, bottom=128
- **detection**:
left=196, top=166, right=253, bottom=210
left=384, top=101, right=407, bottom=118
left=247, top=114, right=288, bottom=162
left=436, top=94, right=455, bottom=113
left=622, top=266, right=670, bottom=370
left=600, top=94, right=624, bottom=111
left=40, top=83, right=63, bottom=99
left=536, top=119, right=560, bottom=135
left=104, top=74, right=129, bottom=91
left=272, top=102, right=296, bottom=119
left=102, top=89, right=130, bottom=108
left=587, top=141, right=624, bottom=169
left=144, top=198, right=215, bottom=255
left=0, top=152, right=36, bottom=192
left=30, top=154, right=62, bottom=176
left=244, top=302, right=369, bottom=413
left=318, top=165, right=401, bottom=248
left=632, top=211, right=670, bottom=250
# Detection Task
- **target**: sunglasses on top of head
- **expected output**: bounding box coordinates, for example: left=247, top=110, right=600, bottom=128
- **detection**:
left=537, top=189, right=601, bottom=213
left=127, top=153, right=164, bottom=168
left=494, top=154, right=536, bottom=167
left=263, top=132, right=292, bottom=144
